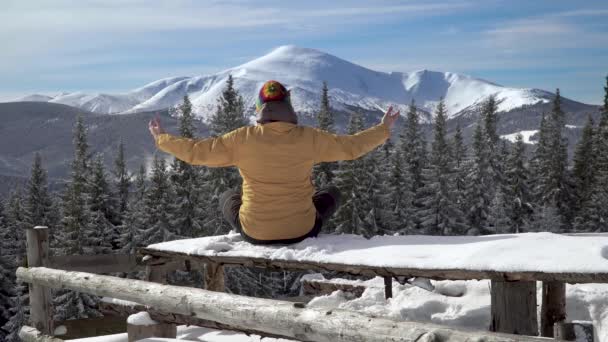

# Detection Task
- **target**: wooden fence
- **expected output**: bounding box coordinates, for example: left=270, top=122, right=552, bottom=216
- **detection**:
left=18, top=225, right=598, bottom=341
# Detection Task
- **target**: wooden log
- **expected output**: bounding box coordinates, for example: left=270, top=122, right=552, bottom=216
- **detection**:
left=48, top=254, right=141, bottom=274
left=490, top=280, right=538, bottom=336
left=99, top=300, right=290, bottom=340
left=127, top=312, right=177, bottom=342
left=26, top=227, right=54, bottom=335
left=19, top=326, right=64, bottom=342
left=204, top=262, right=225, bottom=292
left=18, top=267, right=554, bottom=342
left=384, top=276, right=393, bottom=299
left=541, top=282, right=566, bottom=337
left=139, top=247, right=608, bottom=284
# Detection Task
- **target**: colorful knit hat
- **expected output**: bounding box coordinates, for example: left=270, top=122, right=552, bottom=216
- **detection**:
left=256, top=80, right=290, bottom=112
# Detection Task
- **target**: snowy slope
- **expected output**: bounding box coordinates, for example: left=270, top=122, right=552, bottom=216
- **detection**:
left=9, top=45, right=557, bottom=120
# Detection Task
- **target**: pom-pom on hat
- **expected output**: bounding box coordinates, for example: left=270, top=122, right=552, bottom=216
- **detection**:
left=256, top=80, right=290, bottom=112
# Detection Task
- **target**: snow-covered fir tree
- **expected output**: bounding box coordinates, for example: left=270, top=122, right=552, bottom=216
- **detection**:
left=582, top=77, right=608, bottom=232
left=88, top=155, right=118, bottom=254
left=418, top=99, right=465, bottom=235
left=139, top=155, right=178, bottom=245
left=572, top=116, right=596, bottom=231
left=119, top=165, right=147, bottom=254
left=170, top=96, right=208, bottom=238
left=0, top=197, right=12, bottom=339
left=54, top=116, right=101, bottom=322
left=464, top=122, right=492, bottom=233
left=451, top=123, right=468, bottom=216
left=113, top=141, right=131, bottom=224
left=57, top=115, right=92, bottom=256
left=334, top=112, right=379, bottom=238
left=504, top=134, right=533, bottom=233
left=534, top=90, right=571, bottom=231
left=207, top=75, right=248, bottom=234
left=24, top=153, right=53, bottom=228
left=401, top=100, right=427, bottom=231
left=314, top=81, right=335, bottom=187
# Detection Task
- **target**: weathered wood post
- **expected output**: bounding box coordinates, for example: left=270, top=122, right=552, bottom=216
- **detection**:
left=490, top=280, right=538, bottom=336
left=127, top=312, right=177, bottom=342
left=144, top=258, right=178, bottom=339
left=204, top=262, right=225, bottom=292
left=26, top=226, right=54, bottom=335
left=383, top=276, right=392, bottom=299
left=541, top=281, right=566, bottom=337
left=554, top=322, right=594, bottom=342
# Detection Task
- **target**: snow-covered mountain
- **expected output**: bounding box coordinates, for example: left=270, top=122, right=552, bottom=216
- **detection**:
left=11, top=45, right=559, bottom=120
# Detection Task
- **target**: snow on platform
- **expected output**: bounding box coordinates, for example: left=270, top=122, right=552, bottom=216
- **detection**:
left=146, top=232, right=608, bottom=274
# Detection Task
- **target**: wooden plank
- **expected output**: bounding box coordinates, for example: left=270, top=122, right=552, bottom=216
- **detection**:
left=541, top=282, right=566, bottom=337
left=55, top=316, right=127, bottom=339
left=48, top=254, right=141, bottom=274
left=301, top=279, right=366, bottom=297
left=490, top=280, right=538, bottom=336
left=19, top=326, right=64, bottom=342
left=26, top=226, right=54, bottom=335
left=139, top=247, right=608, bottom=284
left=18, top=267, right=556, bottom=342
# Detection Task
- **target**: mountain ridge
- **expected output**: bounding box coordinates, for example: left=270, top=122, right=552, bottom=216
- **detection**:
left=6, top=45, right=579, bottom=122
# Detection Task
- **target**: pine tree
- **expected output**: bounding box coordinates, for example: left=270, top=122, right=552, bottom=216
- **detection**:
left=207, top=75, right=248, bottom=234
left=119, top=165, right=147, bottom=254
left=401, top=100, right=427, bottom=231
left=314, top=81, right=335, bottom=186
left=572, top=116, right=596, bottom=221
left=582, top=77, right=608, bottom=231
left=418, top=100, right=465, bottom=235
left=452, top=123, right=468, bottom=215
left=24, top=153, right=53, bottom=228
left=0, top=197, right=13, bottom=339
left=334, top=112, right=378, bottom=237
left=57, top=115, right=92, bottom=256
left=541, top=89, right=571, bottom=230
left=54, top=116, right=101, bottom=322
left=113, top=141, right=131, bottom=223
left=386, top=141, right=413, bottom=233
left=464, top=122, right=492, bottom=233
left=139, top=156, right=178, bottom=245
left=87, top=155, right=117, bottom=254
left=3, top=190, right=27, bottom=259
left=170, top=96, right=207, bottom=238
left=504, top=134, right=533, bottom=233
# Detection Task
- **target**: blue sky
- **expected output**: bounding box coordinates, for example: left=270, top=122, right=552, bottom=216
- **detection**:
left=1, top=0, right=607, bottom=104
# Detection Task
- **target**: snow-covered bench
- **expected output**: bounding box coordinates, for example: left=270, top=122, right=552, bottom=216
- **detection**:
left=140, top=232, right=608, bottom=338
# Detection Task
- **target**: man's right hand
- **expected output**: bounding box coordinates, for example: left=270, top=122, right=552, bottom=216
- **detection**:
left=148, top=117, right=165, bottom=140
left=382, top=106, right=400, bottom=131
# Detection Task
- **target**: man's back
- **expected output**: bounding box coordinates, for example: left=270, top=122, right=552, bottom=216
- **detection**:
left=156, top=121, right=390, bottom=240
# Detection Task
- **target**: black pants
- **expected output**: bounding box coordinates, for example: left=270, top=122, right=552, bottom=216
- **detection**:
left=219, top=186, right=342, bottom=245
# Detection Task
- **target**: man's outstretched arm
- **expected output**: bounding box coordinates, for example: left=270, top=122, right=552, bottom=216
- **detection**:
left=313, top=106, right=399, bottom=163
left=149, top=118, right=238, bottom=167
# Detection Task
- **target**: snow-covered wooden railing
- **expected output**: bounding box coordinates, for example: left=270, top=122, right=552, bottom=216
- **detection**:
left=17, top=267, right=560, bottom=342
left=140, top=232, right=608, bottom=339
left=23, top=226, right=141, bottom=336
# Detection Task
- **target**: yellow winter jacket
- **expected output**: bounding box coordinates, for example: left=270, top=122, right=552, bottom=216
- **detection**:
left=155, top=122, right=390, bottom=240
